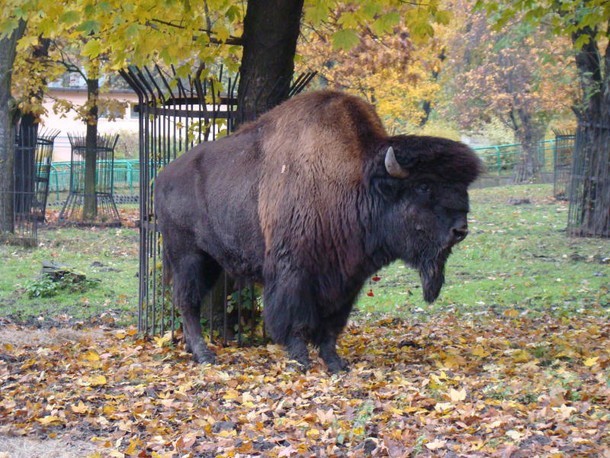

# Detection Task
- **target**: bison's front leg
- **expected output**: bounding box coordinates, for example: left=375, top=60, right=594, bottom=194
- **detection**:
left=318, top=334, right=349, bottom=373
left=314, top=306, right=352, bottom=373
left=173, top=253, right=220, bottom=364
left=263, top=273, right=317, bottom=370
left=285, top=331, right=312, bottom=371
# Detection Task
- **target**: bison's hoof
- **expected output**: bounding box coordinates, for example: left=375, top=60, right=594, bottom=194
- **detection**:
left=193, top=351, right=216, bottom=365
left=286, top=358, right=311, bottom=373
left=326, top=358, right=350, bottom=374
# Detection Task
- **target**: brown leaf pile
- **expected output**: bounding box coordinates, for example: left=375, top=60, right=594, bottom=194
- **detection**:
left=44, top=208, right=140, bottom=228
left=1, top=311, right=609, bottom=457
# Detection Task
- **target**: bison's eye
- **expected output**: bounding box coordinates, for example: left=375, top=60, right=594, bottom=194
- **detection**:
left=416, top=183, right=431, bottom=195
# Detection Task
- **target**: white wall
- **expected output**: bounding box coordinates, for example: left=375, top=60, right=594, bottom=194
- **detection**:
left=41, top=88, right=139, bottom=162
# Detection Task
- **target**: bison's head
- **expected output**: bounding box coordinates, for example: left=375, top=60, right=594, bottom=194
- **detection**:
left=371, top=135, right=482, bottom=303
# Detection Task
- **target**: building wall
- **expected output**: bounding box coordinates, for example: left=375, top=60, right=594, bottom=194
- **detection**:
left=41, top=88, right=139, bottom=161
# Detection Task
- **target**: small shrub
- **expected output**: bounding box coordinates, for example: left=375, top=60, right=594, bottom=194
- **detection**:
left=22, top=269, right=99, bottom=299
left=24, top=277, right=61, bottom=298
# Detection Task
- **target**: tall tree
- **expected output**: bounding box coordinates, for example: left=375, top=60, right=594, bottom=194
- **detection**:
left=53, top=43, right=106, bottom=221
left=0, top=20, right=26, bottom=235
left=297, top=2, right=451, bottom=132
left=236, top=0, right=304, bottom=125
left=442, top=5, right=575, bottom=182
left=12, top=37, right=50, bottom=215
left=476, top=0, right=609, bottom=236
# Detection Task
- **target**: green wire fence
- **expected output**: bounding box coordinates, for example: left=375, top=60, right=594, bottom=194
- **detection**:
left=46, top=138, right=574, bottom=203
left=48, top=159, right=140, bottom=203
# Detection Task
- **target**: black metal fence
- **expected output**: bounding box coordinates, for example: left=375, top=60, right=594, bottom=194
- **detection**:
left=58, top=133, right=121, bottom=226
left=553, top=131, right=576, bottom=200
left=121, top=65, right=240, bottom=339
left=1, top=128, right=58, bottom=246
left=120, top=64, right=315, bottom=340
left=121, top=66, right=315, bottom=343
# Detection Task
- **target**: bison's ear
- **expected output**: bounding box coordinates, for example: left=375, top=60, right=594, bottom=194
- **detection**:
left=384, top=147, right=409, bottom=178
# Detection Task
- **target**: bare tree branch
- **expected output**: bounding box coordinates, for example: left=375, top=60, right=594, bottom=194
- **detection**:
left=148, top=19, right=243, bottom=46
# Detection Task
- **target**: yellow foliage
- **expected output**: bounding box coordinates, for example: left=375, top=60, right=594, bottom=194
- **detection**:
left=298, top=15, right=446, bottom=130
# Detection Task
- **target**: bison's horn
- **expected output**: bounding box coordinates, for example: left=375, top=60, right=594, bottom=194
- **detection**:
left=384, top=146, right=409, bottom=178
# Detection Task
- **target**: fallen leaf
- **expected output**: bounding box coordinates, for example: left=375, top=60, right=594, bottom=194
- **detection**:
left=584, top=356, right=599, bottom=367
left=472, top=345, right=491, bottom=358
left=36, top=415, right=64, bottom=426
left=554, top=404, right=577, bottom=420
left=449, top=387, right=467, bottom=402
left=82, top=349, right=101, bottom=362
left=71, top=401, right=90, bottom=414
left=426, top=439, right=447, bottom=450
left=434, top=402, right=453, bottom=413
left=86, top=374, right=107, bottom=387
left=506, top=430, right=524, bottom=441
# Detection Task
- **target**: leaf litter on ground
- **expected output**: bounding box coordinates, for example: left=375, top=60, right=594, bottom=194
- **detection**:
left=1, top=308, right=609, bottom=457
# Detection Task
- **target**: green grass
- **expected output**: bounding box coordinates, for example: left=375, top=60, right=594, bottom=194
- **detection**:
left=0, top=184, right=608, bottom=327
left=0, top=227, right=139, bottom=326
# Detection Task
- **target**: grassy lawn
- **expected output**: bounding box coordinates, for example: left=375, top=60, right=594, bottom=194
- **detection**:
left=0, top=184, right=608, bottom=326
left=0, top=226, right=140, bottom=326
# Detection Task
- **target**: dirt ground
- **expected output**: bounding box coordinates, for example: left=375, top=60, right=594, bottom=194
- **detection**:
left=0, top=435, right=98, bottom=458
left=0, top=327, right=104, bottom=457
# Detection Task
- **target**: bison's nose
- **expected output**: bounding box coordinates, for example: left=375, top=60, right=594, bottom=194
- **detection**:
left=451, top=223, right=469, bottom=244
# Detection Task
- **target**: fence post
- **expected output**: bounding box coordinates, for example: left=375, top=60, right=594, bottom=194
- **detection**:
left=50, top=164, right=59, bottom=200
left=127, top=161, right=133, bottom=195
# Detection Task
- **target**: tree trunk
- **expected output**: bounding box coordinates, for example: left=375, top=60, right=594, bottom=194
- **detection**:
left=568, top=27, right=610, bottom=237
left=83, top=78, right=99, bottom=221
left=14, top=117, right=36, bottom=215
left=0, top=20, right=26, bottom=234
left=513, top=109, right=545, bottom=183
left=419, top=48, right=446, bottom=128
left=572, top=121, right=610, bottom=237
left=235, top=0, right=304, bottom=125
left=14, top=38, right=51, bottom=216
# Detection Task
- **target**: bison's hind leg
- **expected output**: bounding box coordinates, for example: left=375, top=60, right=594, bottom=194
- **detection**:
left=170, top=250, right=222, bottom=364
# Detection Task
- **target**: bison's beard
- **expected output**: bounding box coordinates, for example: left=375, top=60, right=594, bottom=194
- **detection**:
left=417, top=248, right=451, bottom=303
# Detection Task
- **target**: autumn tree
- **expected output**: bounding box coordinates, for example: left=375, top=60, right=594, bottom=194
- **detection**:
left=1, top=0, right=457, bottom=232
left=476, top=0, right=609, bottom=235
left=442, top=3, right=575, bottom=182
left=13, top=33, right=135, bottom=222
left=11, top=37, right=51, bottom=215
left=53, top=39, right=106, bottom=221
left=1, top=0, right=243, bottom=230
left=297, top=2, right=450, bottom=132
left=0, top=20, right=26, bottom=235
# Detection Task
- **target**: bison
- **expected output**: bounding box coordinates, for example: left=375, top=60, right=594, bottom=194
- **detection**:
left=154, top=90, right=482, bottom=372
